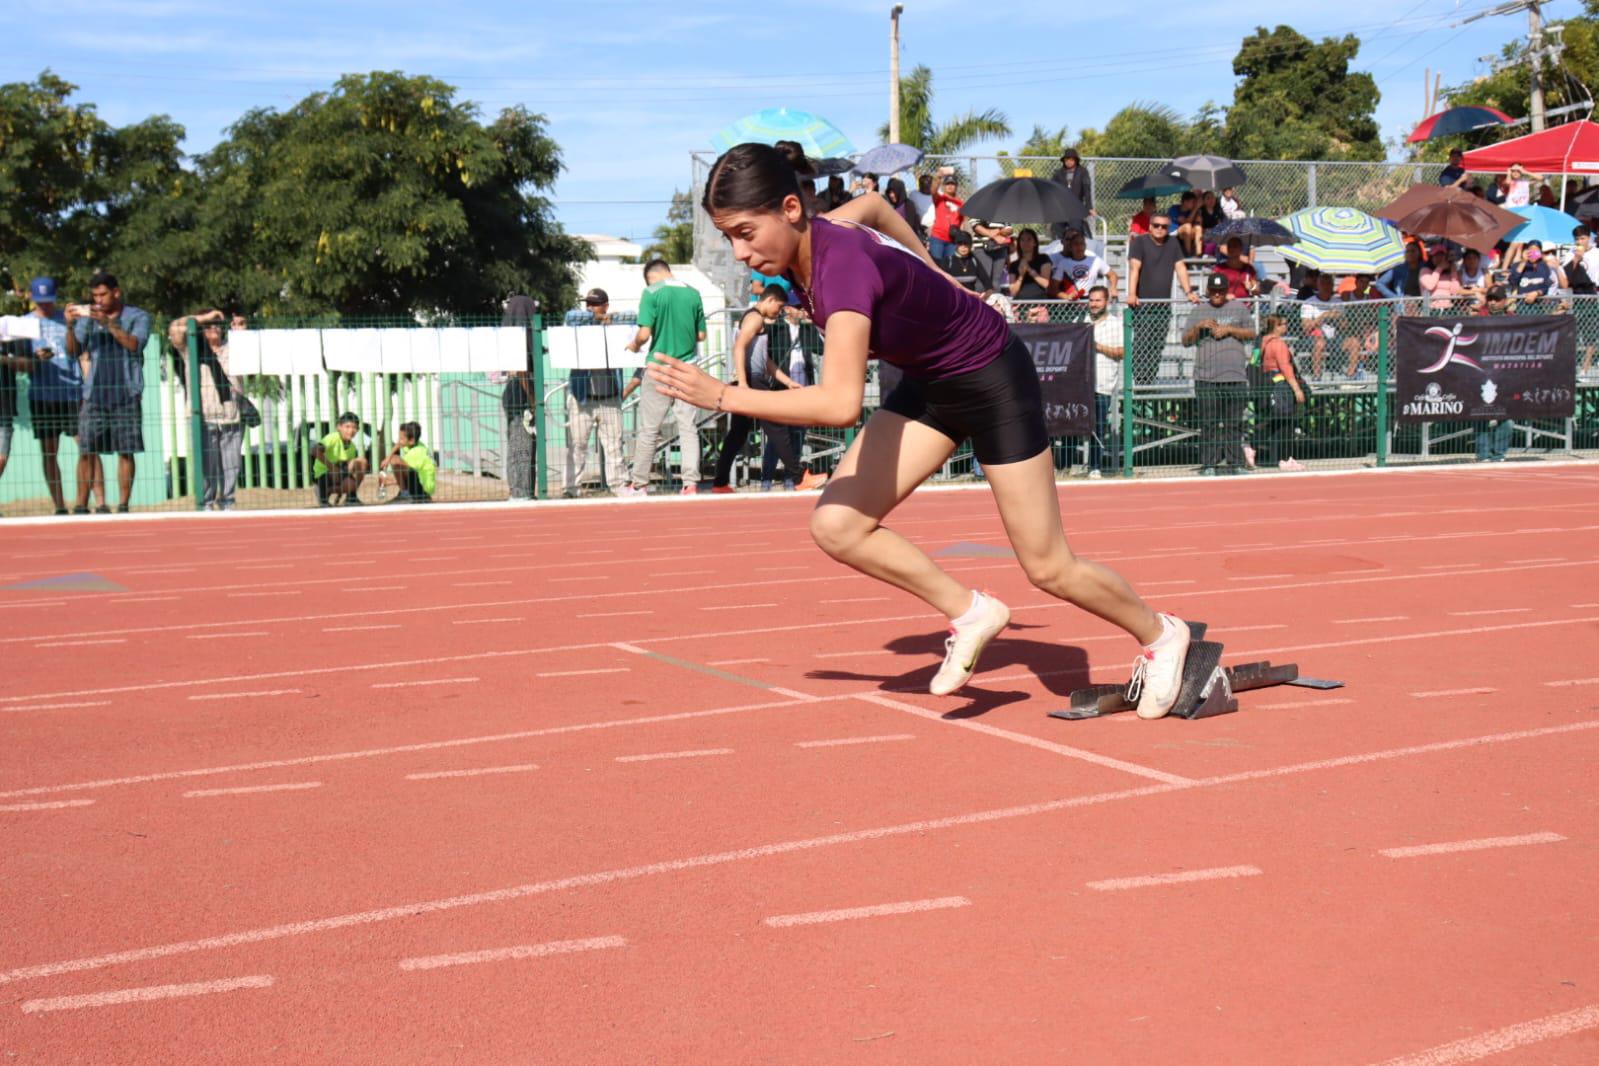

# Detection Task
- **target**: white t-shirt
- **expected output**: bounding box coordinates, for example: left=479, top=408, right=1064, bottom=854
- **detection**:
left=1220, top=194, right=1245, bottom=221
left=1459, top=262, right=1489, bottom=290
left=1090, top=312, right=1124, bottom=396
left=1049, top=252, right=1110, bottom=296
left=1300, top=296, right=1340, bottom=339
left=1505, top=179, right=1531, bottom=208
left=1578, top=247, right=1599, bottom=286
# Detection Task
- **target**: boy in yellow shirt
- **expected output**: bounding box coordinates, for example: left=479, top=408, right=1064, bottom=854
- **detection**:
left=311, top=412, right=368, bottom=506
left=379, top=420, right=437, bottom=503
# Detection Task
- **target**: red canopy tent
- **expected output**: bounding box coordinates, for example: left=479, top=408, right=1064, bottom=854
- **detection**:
left=1460, top=120, right=1599, bottom=175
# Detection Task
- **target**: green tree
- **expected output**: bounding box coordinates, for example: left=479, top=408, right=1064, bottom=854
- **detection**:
left=1221, top=26, right=1384, bottom=161
left=1076, top=103, right=1200, bottom=159
left=177, top=71, right=586, bottom=318
left=879, top=65, right=1011, bottom=155
left=995, top=124, right=1072, bottom=176
left=644, top=190, right=694, bottom=264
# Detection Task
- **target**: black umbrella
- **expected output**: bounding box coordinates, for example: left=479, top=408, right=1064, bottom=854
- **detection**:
left=810, top=156, right=857, bottom=177
left=1168, top=154, right=1246, bottom=191
left=1116, top=173, right=1191, bottom=199
left=1210, top=217, right=1297, bottom=246
left=961, top=177, right=1087, bottom=225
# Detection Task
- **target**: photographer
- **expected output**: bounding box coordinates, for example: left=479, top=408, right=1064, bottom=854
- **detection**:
left=169, top=310, right=248, bottom=511
left=65, top=272, right=150, bottom=514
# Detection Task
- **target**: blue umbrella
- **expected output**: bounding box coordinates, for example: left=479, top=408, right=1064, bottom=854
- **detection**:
left=1502, top=204, right=1582, bottom=245
left=711, top=108, right=855, bottom=160
left=854, top=143, right=924, bottom=174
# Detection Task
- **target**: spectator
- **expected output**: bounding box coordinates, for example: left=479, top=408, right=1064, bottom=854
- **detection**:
left=748, top=272, right=793, bottom=305
left=1197, top=190, right=1224, bottom=250
left=820, top=175, right=850, bottom=212
left=942, top=231, right=984, bottom=291
left=1293, top=266, right=1322, bottom=301
left=1126, top=211, right=1199, bottom=384
left=500, top=294, right=538, bottom=501
left=1486, top=172, right=1509, bottom=206
left=1129, top=196, right=1157, bottom=237
left=1420, top=245, right=1466, bottom=312
left=1220, top=186, right=1246, bottom=222
left=379, top=420, right=437, bottom=501
left=1051, top=148, right=1093, bottom=241
left=621, top=259, right=707, bottom=496
left=311, top=412, right=367, bottom=506
left=1457, top=247, right=1490, bottom=297
left=1085, top=285, right=1123, bottom=477
left=1170, top=191, right=1204, bottom=256
left=908, top=173, right=934, bottom=221
left=1376, top=242, right=1424, bottom=300
left=1504, top=163, right=1537, bottom=208
left=1477, top=283, right=1512, bottom=315
left=1472, top=288, right=1516, bottom=461
left=1507, top=240, right=1561, bottom=307
left=883, top=177, right=924, bottom=243
left=929, top=170, right=964, bottom=260
left=1438, top=148, right=1469, bottom=189
left=850, top=173, right=879, bottom=197
left=65, top=271, right=149, bottom=514
left=1300, top=272, right=1345, bottom=379
left=1341, top=274, right=1378, bottom=378
left=966, top=219, right=1013, bottom=293
left=1050, top=229, right=1115, bottom=305
left=13, top=278, right=75, bottom=514
left=1565, top=226, right=1599, bottom=295
left=168, top=309, right=246, bottom=511
left=1183, top=273, right=1256, bottom=475
left=0, top=338, right=15, bottom=513
left=1257, top=314, right=1306, bottom=471
left=1007, top=228, right=1052, bottom=302
left=562, top=289, right=634, bottom=498
left=1536, top=183, right=1557, bottom=208
left=1212, top=237, right=1258, bottom=298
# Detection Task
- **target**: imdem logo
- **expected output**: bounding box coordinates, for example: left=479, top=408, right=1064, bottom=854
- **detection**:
left=1419, top=323, right=1484, bottom=373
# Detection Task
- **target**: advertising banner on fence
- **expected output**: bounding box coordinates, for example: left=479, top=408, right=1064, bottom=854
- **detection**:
left=1014, top=321, right=1095, bottom=435
left=1395, top=314, right=1576, bottom=423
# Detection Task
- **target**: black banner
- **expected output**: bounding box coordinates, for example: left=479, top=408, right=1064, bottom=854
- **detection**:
left=1015, top=322, right=1095, bottom=435
left=1395, top=314, right=1576, bottom=423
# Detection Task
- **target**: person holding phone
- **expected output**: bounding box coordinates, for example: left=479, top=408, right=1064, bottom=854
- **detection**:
left=65, top=272, right=149, bottom=514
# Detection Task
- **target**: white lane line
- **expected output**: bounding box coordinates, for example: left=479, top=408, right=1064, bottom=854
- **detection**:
left=322, top=624, right=402, bottom=633
left=764, top=896, right=970, bottom=928
left=579, top=610, right=654, bottom=619
left=1330, top=567, right=1385, bottom=574
left=814, top=648, right=896, bottom=659
left=1227, top=574, right=1293, bottom=581
left=821, top=596, right=890, bottom=604
left=0, top=800, right=96, bottom=812
left=1212, top=624, right=1287, bottom=635
left=1333, top=615, right=1408, bottom=624
left=4, top=600, right=68, bottom=609
left=707, top=658, right=769, bottom=666
left=1, top=701, right=112, bottom=714
left=1545, top=677, right=1599, bottom=687
left=340, top=585, right=407, bottom=592
left=21, top=975, right=274, bottom=1014
left=122, top=566, right=196, bottom=575
left=452, top=581, right=511, bottom=588
left=35, top=639, right=126, bottom=648
left=406, top=763, right=539, bottom=781
left=184, top=782, right=322, bottom=798
left=1448, top=608, right=1530, bottom=617
left=796, top=734, right=916, bottom=749
left=1379, top=831, right=1565, bottom=859
left=1516, top=556, right=1566, bottom=564
left=187, top=631, right=269, bottom=641
left=1373, top=1002, right=1599, bottom=1065
left=371, top=678, right=479, bottom=689
left=1420, top=563, right=1464, bottom=569
left=1250, top=698, right=1356, bottom=711
left=399, top=935, right=625, bottom=972
left=1411, top=687, right=1497, bottom=698
left=851, top=691, right=1193, bottom=786
left=188, top=690, right=300, bottom=701
left=2, top=719, right=1595, bottom=985
left=108, top=596, right=180, bottom=604
left=228, top=591, right=300, bottom=598
left=1087, top=865, right=1263, bottom=892
left=238, top=564, right=293, bottom=571
left=535, top=668, right=630, bottom=678
left=615, top=748, right=734, bottom=763
left=549, top=577, right=595, bottom=583
left=700, top=603, right=778, bottom=611
left=452, top=617, right=525, bottom=626
left=1140, top=579, right=1198, bottom=587
left=1573, top=602, right=1599, bottom=609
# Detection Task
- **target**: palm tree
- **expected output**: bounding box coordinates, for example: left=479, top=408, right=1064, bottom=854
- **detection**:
left=878, top=65, right=1011, bottom=155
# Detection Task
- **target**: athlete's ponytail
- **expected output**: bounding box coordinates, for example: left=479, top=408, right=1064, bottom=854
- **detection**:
left=702, top=141, right=811, bottom=215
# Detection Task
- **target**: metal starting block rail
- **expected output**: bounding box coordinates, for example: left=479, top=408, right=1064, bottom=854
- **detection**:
left=1048, top=621, right=1343, bottom=722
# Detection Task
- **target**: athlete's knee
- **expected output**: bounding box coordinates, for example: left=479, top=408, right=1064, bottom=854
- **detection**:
left=809, top=505, right=872, bottom=559
left=1020, top=549, right=1084, bottom=594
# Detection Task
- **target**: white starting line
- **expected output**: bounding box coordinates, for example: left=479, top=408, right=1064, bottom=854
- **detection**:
left=21, top=975, right=274, bottom=1014
left=1378, top=831, right=1565, bottom=859
left=399, top=935, right=626, bottom=972
left=1086, top=865, right=1263, bottom=892
left=764, top=896, right=971, bottom=928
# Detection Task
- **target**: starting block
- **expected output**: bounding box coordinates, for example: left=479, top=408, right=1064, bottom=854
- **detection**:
left=1047, top=620, right=1340, bottom=722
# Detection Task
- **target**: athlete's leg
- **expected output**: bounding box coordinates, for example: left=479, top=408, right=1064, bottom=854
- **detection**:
left=808, top=409, right=967, bottom=618
left=982, top=448, right=1161, bottom=644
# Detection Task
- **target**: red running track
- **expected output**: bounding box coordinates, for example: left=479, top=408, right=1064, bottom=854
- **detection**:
left=3, top=464, right=1599, bottom=1063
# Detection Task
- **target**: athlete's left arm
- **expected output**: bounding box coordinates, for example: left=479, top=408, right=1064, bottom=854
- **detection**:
left=646, top=312, right=868, bottom=429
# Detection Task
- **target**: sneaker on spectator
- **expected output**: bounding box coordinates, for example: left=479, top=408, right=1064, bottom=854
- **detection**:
left=797, top=470, right=829, bottom=491
left=760, top=480, right=774, bottom=492
left=614, top=484, right=648, bottom=499
left=1242, top=443, right=1257, bottom=469
left=72, top=505, right=90, bottom=515
left=680, top=483, right=699, bottom=496
left=1278, top=458, right=1306, bottom=472
left=710, top=485, right=735, bottom=494
left=95, top=505, right=111, bottom=514
left=782, top=478, right=795, bottom=490
left=1198, top=467, right=1216, bottom=477
left=1087, top=469, right=1103, bottom=480
left=343, top=496, right=363, bottom=506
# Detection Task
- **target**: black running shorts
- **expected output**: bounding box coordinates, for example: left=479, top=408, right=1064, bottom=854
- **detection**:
left=879, top=332, right=1049, bottom=465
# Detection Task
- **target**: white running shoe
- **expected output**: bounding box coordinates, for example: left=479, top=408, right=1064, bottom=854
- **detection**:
left=928, top=593, right=1011, bottom=696
left=614, top=484, right=649, bottom=499
left=1127, top=613, right=1192, bottom=720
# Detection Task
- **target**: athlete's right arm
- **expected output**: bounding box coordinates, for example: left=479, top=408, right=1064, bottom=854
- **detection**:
left=699, top=312, right=869, bottom=428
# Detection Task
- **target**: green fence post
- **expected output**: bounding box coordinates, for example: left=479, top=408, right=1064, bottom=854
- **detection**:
left=186, top=320, right=204, bottom=510
left=1121, top=308, right=1135, bottom=478
left=532, top=315, right=547, bottom=500
left=1376, top=303, right=1390, bottom=468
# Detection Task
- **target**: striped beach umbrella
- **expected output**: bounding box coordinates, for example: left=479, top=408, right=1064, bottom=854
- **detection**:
left=711, top=108, right=855, bottom=159
left=1277, top=207, right=1407, bottom=274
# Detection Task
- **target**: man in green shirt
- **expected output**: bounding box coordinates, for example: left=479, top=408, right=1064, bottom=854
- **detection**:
left=620, top=259, right=707, bottom=496
left=379, top=420, right=437, bottom=502
left=311, top=411, right=368, bottom=506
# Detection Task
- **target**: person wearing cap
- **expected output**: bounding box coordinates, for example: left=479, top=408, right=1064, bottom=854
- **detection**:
left=928, top=168, right=964, bottom=261
left=1419, top=245, right=1466, bottom=313
left=941, top=231, right=982, bottom=291
left=0, top=279, right=75, bottom=513
left=1508, top=240, right=1562, bottom=307
left=561, top=288, right=636, bottom=497
left=1051, top=148, right=1093, bottom=241
left=1182, top=273, right=1256, bottom=475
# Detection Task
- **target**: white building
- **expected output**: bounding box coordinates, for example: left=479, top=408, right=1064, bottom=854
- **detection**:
left=572, top=234, right=729, bottom=322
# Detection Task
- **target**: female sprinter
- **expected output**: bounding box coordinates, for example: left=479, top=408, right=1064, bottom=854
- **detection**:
left=649, top=142, right=1192, bottom=718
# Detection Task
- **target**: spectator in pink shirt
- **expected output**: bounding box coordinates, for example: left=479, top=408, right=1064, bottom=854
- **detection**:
left=1420, top=245, right=1465, bottom=312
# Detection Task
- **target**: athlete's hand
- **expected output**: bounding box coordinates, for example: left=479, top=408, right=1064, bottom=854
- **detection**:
left=647, top=355, right=722, bottom=410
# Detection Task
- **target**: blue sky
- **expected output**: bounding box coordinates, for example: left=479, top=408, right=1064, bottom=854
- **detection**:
left=6, top=0, right=1578, bottom=244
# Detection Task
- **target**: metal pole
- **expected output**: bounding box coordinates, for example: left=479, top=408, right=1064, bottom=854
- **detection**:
left=1121, top=311, right=1135, bottom=477
left=889, top=5, right=903, bottom=145
left=186, top=320, right=205, bottom=510
left=532, top=314, right=547, bottom=500
left=1529, top=1, right=1547, bottom=132
left=1376, top=303, right=1390, bottom=468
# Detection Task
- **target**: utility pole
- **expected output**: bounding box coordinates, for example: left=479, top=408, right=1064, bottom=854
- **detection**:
left=1457, top=0, right=1561, bottom=131
left=889, top=5, right=904, bottom=144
